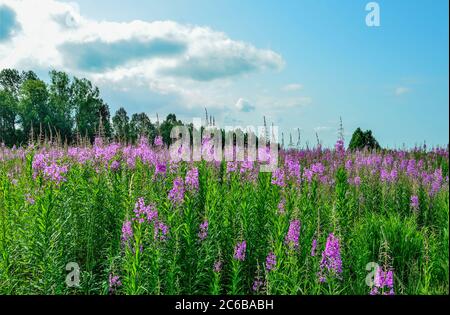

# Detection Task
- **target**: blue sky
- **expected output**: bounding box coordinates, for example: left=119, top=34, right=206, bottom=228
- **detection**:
left=1, top=0, right=448, bottom=148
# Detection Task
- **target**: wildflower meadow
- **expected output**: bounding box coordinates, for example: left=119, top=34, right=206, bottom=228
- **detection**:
left=0, top=137, right=448, bottom=295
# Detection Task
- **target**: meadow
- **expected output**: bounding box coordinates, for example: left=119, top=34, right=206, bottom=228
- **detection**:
left=0, top=137, right=448, bottom=295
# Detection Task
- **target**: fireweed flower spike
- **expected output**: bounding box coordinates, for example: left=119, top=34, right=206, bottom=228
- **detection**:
left=109, top=274, right=122, bottom=294
left=198, top=220, right=208, bottom=241
left=318, top=233, right=343, bottom=282
left=154, top=221, right=169, bottom=241
left=265, top=252, right=277, bottom=271
left=154, top=135, right=163, bottom=146
left=121, top=220, right=133, bottom=245
left=213, top=261, right=223, bottom=272
left=234, top=241, right=247, bottom=261
left=252, top=279, right=264, bottom=292
left=410, top=195, right=419, bottom=211
left=133, top=197, right=158, bottom=223
left=168, top=177, right=185, bottom=205
left=285, top=220, right=301, bottom=248
left=370, top=267, right=395, bottom=295
left=185, top=167, right=199, bottom=191
left=311, top=239, right=317, bottom=257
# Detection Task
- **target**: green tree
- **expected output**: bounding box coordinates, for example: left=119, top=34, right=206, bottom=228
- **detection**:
left=0, top=90, right=17, bottom=145
left=48, top=70, right=74, bottom=143
left=129, top=112, right=155, bottom=143
left=0, top=68, right=22, bottom=98
left=72, top=77, right=111, bottom=142
left=349, top=127, right=381, bottom=151
left=112, top=107, right=130, bottom=142
left=18, top=78, right=49, bottom=141
left=160, top=113, right=182, bottom=145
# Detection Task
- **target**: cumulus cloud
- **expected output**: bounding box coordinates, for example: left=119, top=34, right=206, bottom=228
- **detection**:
left=0, top=0, right=283, bottom=80
left=282, top=83, right=303, bottom=91
left=60, top=38, right=187, bottom=71
left=0, top=4, right=21, bottom=41
left=394, top=86, right=411, bottom=96
left=235, top=98, right=255, bottom=112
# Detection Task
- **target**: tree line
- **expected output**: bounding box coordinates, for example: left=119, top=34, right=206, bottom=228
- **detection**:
left=1, top=68, right=382, bottom=150
left=0, top=68, right=189, bottom=147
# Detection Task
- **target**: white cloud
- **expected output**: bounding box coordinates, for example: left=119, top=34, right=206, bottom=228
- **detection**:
left=0, top=0, right=284, bottom=82
left=394, top=86, right=411, bottom=96
left=234, top=98, right=255, bottom=112
left=282, top=83, right=303, bottom=91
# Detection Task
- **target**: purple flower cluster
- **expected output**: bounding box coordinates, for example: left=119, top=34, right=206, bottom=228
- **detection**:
left=198, top=220, right=208, bottom=241
left=370, top=267, right=394, bottom=295
left=213, top=260, right=223, bottom=272
left=265, top=252, right=277, bottom=271
left=154, top=221, right=169, bottom=241
left=311, top=239, right=317, bottom=257
left=133, top=197, right=158, bottom=223
left=285, top=220, right=301, bottom=248
left=233, top=240, right=247, bottom=261
left=154, top=135, right=163, bottom=146
left=410, top=195, right=419, bottom=210
left=168, top=177, right=185, bottom=205
left=121, top=220, right=133, bottom=244
left=32, top=152, right=69, bottom=184
left=319, top=233, right=342, bottom=282
left=271, top=168, right=285, bottom=187
left=380, top=168, right=398, bottom=183
left=185, top=167, right=199, bottom=191
left=252, top=279, right=264, bottom=292
left=335, top=139, right=345, bottom=155
left=109, top=274, right=122, bottom=294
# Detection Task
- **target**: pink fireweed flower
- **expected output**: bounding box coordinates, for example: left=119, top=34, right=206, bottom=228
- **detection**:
left=265, top=252, right=277, bottom=271
left=109, top=274, right=122, bottom=294
left=110, top=160, right=120, bottom=171
left=285, top=220, right=301, bottom=248
left=345, top=159, right=353, bottom=171
left=226, top=161, right=238, bottom=173
left=198, top=220, right=208, bottom=241
left=311, top=239, right=317, bottom=256
left=370, top=267, right=394, bottom=295
left=32, top=153, right=47, bottom=172
left=303, top=168, right=314, bottom=182
left=155, top=162, right=167, bottom=176
left=43, top=162, right=68, bottom=184
left=121, top=220, right=133, bottom=244
left=154, top=135, right=163, bottom=146
left=213, top=260, right=223, bottom=272
left=431, top=168, right=443, bottom=196
left=168, top=177, right=185, bottom=205
left=271, top=168, right=285, bottom=187
left=25, top=194, right=35, bottom=205
left=252, top=279, right=264, bottom=292
left=335, top=139, right=345, bottom=156
left=154, top=221, right=169, bottom=241
left=285, top=158, right=300, bottom=182
left=410, top=195, right=419, bottom=210
left=319, top=233, right=343, bottom=282
left=311, top=162, right=325, bottom=176
left=233, top=240, right=247, bottom=261
left=133, top=197, right=158, bottom=223
left=185, top=167, right=199, bottom=191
